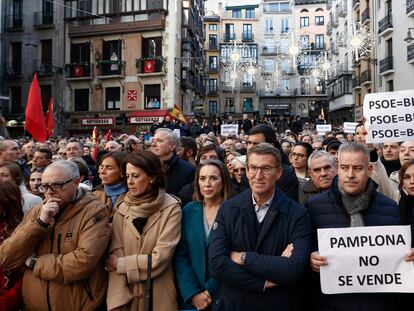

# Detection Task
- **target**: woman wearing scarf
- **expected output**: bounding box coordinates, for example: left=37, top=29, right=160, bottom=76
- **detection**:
left=0, top=181, right=24, bottom=310
left=174, top=160, right=232, bottom=310
left=94, top=152, right=128, bottom=219
left=398, top=159, right=414, bottom=241
left=105, top=151, right=181, bottom=311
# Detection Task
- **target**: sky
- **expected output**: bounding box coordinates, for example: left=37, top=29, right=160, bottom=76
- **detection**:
left=205, top=0, right=260, bottom=14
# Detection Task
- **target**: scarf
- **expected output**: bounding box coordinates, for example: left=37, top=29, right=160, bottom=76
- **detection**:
left=124, top=188, right=163, bottom=219
left=398, top=188, right=414, bottom=225
left=104, top=183, right=127, bottom=206
left=339, top=179, right=374, bottom=227
left=381, top=158, right=401, bottom=177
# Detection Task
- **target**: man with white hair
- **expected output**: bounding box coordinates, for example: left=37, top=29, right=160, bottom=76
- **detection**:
left=150, top=128, right=195, bottom=196
left=0, top=160, right=110, bottom=310
left=104, top=140, right=122, bottom=152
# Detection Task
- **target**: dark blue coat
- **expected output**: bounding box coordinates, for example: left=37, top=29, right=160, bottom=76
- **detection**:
left=174, top=201, right=218, bottom=309
left=305, top=177, right=401, bottom=311
left=209, top=187, right=311, bottom=311
left=165, top=155, right=196, bottom=197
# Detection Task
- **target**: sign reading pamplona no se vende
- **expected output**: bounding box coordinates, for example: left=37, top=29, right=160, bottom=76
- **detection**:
left=363, top=89, right=414, bottom=143
left=318, top=226, right=414, bottom=294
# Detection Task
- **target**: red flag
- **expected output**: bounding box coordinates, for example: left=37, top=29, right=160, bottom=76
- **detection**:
left=25, top=73, right=47, bottom=142
left=91, top=143, right=99, bottom=162
left=144, top=60, right=155, bottom=73
left=105, top=129, right=112, bottom=141
left=45, top=97, right=54, bottom=138
left=92, top=127, right=98, bottom=144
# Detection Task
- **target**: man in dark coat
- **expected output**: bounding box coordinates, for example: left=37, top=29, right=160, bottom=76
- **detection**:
left=150, top=128, right=195, bottom=196
left=209, top=143, right=311, bottom=311
left=240, top=124, right=299, bottom=201
left=306, top=142, right=413, bottom=311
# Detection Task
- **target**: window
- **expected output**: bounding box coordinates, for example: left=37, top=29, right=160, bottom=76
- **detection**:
left=209, top=101, right=218, bottom=114
left=243, top=24, right=252, bottom=40
left=225, top=98, right=235, bottom=112
left=74, top=89, right=89, bottom=111
left=245, top=8, right=255, bottom=18
left=10, top=42, right=22, bottom=75
left=315, top=16, right=324, bottom=26
left=300, top=17, right=309, bottom=27
left=264, top=59, right=274, bottom=72
left=209, top=56, right=218, bottom=70
left=12, top=0, right=23, bottom=26
left=209, top=24, right=217, bottom=30
left=232, top=10, right=241, bottom=18
left=300, top=35, right=310, bottom=46
left=40, top=40, right=53, bottom=73
left=144, top=84, right=161, bottom=109
left=105, top=87, right=121, bottom=110
left=10, top=87, right=21, bottom=114
left=101, top=40, right=122, bottom=75
left=267, top=2, right=290, bottom=12
left=40, top=85, right=52, bottom=112
left=265, top=19, right=273, bottom=33
left=209, top=34, right=217, bottom=49
left=142, top=37, right=162, bottom=58
left=209, top=79, right=218, bottom=93
left=281, top=19, right=289, bottom=33
left=243, top=98, right=253, bottom=112
left=387, top=80, right=394, bottom=91
left=225, top=24, right=235, bottom=40
left=71, top=43, right=91, bottom=63
left=315, top=34, right=324, bottom=49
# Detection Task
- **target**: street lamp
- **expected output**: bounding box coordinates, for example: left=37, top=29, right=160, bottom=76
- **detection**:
left=404, top=28, right=414, bottom=43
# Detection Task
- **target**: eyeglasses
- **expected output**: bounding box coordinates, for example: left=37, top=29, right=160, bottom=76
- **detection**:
left=289, top=152, right=306, bottom=159
left=39, top=178, right=75, bottom=192
left=247, top=165, right=275, bottom=175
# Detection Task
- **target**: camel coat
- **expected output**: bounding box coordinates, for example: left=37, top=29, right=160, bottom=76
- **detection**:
left=106, top=192, right=181, bottom=311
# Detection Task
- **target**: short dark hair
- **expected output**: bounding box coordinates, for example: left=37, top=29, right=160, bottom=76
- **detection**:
left=249, top=124, right=288, bottom=164
left=37, top=148, right=53, bottom=159
left=193, top=159, right=232, bottom=202
left=196, top=144, right=225, bottom=165
left=293, top=142, right=314, bottom=158
left=180, top=137, right=197, bottom=158
left=123, top=151, right=166, bottom=194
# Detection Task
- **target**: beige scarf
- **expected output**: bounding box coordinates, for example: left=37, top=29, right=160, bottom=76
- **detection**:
left=124, top=188, right=164, bottom=218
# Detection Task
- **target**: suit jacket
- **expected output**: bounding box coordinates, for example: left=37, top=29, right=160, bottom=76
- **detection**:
left=209, top=187, right=311, bottom=311
left=174, top=201, right=218, bottom=309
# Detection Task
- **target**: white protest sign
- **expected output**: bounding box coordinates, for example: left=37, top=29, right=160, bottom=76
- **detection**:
left=318, top=225, right=414, bottom=294
left=316, top=124, right=331, bottom=135
left=221, top=124, right=239, bottom=136
left=363, top=89, right=414, bottom=143
left=173, top=129, right=181, bottom=137
left=343, top=122, right=359, bottom=134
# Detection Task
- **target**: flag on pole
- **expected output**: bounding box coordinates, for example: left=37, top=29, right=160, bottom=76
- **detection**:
left=92, top=126, right=98, bottom=144
left=105, top=129, right=112, bottom=141
left=45, top=97, right=54, bottom=138
left=25, top=73, right=47, bottom=142
left=170, top=105, right=186, bottom=123
left=91, top=127, right=99, bottom=162
left=321, top=107, right=325, bottom=119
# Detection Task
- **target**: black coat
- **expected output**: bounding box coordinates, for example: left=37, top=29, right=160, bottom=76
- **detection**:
left=165, top=155, right=196, bottom=197
left=209, top=187, right=311, bottom=311
left=305, top=177, right=401, bottom=311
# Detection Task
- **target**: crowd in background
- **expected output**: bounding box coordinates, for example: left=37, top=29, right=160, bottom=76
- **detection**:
left=0, top=113, right=413, bottom=311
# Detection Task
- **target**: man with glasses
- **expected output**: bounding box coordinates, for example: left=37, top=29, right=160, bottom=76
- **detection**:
left=209, top=143, right=311, bottom=311
left=0, top=160, right=110, bottom=310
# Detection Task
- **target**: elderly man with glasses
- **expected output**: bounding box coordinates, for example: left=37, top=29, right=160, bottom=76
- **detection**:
left=0, top=160, right=110, bottom=311
left=209, top=143, right=311, bottom=311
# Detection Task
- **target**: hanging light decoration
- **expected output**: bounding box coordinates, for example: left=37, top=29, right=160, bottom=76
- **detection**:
left=315, top=52, right=333, bottom=81
left=284, top=32, right=311, bottom=69
left=338, top=22, right=373, bottom=62
left=221, top=40, right=250, bottom=91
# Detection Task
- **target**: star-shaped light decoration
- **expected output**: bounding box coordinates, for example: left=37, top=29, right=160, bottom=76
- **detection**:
left=283, top=32, right=311, bottom=69
left=315, top=52, right=334, bottom=81
left=338, top=22, right=373, bottom=62
left=221, top=40, right=250, bottom=91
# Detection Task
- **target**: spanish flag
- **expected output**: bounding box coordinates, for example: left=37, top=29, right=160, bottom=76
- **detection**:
left=170, top=105, right=186, bottom=123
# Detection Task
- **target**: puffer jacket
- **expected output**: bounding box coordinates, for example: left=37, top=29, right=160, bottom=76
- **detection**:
left=0, top=189, right=110, bottom=311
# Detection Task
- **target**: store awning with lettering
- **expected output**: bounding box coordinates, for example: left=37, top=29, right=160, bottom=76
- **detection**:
left=128, top=110, right=170, bottom=124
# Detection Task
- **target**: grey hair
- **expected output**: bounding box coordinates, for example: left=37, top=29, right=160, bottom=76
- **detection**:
left=247, top=142, right=281, bottom=168
left=44, top=160, right=80, bottom=179
left=154, top=128, right=181, bottom=150
left=308, top=150, right=336, bottom=168
left=67, top=139, right=84, bottom=150
left=338, top=142, right=370, bottom=166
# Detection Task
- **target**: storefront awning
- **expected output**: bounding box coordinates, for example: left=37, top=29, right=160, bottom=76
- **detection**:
left=129, top=110, right=170, bottom=124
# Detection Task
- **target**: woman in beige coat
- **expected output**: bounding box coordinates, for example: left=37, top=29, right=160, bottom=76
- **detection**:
left=105, top=151, right=181, bottom=311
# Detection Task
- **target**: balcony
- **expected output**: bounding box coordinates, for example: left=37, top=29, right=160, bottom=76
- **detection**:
left=353, top=0, right=360, bottom=10
left=5, top=15, right=23, bottom=31
left=338, top=0, right=348, bottom=17
left=408, top=43, right=414, bottom=63
left=360, top=70, right=371, bottom=85
left=242, top=33, right=254, bottom=42
left=331, top=14, right=339, bottom=28
left=136, top=57, right=165, bottom=75
left=33, top=12, right=54, bottom=28
left=261, top=46, right=277, bottom=55
left=97, top=60, right=125, bottom=77
left=4, top=62, right=22, bottom=79
left=33, top=60, right=55, bottom=76
left=207, top=67, right=219, bottom=74
left=379, top=56, right=394, bottom=75
left=224, top=106, right=236, bottom=113
left=208, top=42, right=218, bottom=50
left=352, top=76, right=361, bottom=89
left=65, top=63, right=93, bottom=79
left=223, top=33, right=236, bottom=42
left=361, top=8, right=370, bottom=25
left=408, top=0, right=414, bottom=16
left=207, top=89, right=218, bottom=96
left=378, top=14, right=393, bottom=36
left=240, top=83, right=256, bottom=93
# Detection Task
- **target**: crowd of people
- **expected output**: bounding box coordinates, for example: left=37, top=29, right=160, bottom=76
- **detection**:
left=0, top=115, right=413, bottom=311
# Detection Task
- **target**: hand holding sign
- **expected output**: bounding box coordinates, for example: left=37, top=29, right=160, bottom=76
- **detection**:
left=310, top=251, right=327, bottom=273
